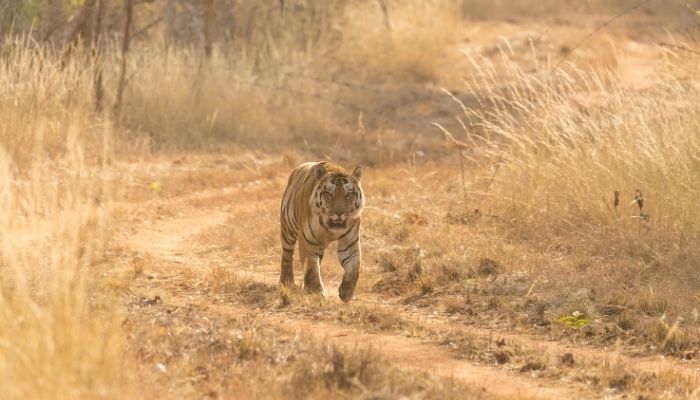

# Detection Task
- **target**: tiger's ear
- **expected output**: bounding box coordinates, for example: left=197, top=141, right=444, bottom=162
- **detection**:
left=313, top=163, right=327, bottom=180
left=352, top=166, right=363, bottom=180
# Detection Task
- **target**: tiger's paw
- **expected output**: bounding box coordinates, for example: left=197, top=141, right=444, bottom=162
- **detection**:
left=303, top=281, right=325, bottom=297
left=280, top=277, right=295, bottom=288
left=338, top=281, right=356, bottom=302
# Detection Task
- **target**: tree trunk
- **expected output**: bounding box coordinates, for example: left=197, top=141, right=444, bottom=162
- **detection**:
left=377, top=0, right=391, bottom=32
left=93, top=0, right=107, bottom=112
left=203, top=0, right=215, bottom=59
left=41, top=0, right=66, bottom=44
left=60, top=0, right=97, bottom=65
left=163, top=0, right=176, bottom=48
left=64, top=0, right=97, bottom=48
left=114, top=0, right=134, bottom=115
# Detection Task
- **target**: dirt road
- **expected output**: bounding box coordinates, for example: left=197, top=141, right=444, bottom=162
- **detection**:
left=118, top=167, right=699, bottom=399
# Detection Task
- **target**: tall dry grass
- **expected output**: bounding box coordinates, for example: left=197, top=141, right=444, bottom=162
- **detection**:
left=0, top=39, right=122, bottom=398
left=336, top=0, right=460, bottom=82
left=0, top=123, right=122, bottom=399
left=120, top=0, right=459, bottom=149
left=120, top=49, right=338, bottom=150
left=443, top=46, right=700, bottom=325
left=0, top=40, right=101, bottom=165
left=2, top=1, right=459, bottom=153
left=459, top=0, right=698, bottom=19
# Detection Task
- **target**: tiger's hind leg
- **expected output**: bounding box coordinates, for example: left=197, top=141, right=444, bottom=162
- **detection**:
left=280, top=228, right=297, bottom=287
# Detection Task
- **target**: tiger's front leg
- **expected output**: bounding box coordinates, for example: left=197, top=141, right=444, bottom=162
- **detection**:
left=336, top=221, right=361, bottom=302
left=300, top=239, right=326, bottom=295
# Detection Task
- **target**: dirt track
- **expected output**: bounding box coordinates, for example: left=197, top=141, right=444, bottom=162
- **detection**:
left=123, top=184, right=582, bottom=399
left=119, top=173, right=700, bottom=399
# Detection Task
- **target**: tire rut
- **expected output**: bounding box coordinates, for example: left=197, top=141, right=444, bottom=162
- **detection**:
left=120, top=198, right=700, bottom=398
left=121, top=206, right=593, bottom=399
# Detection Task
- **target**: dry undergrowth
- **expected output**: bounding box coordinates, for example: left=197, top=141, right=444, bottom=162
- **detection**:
left=123, top=289, right=487, bottom=400
left=207, top=267, right=406, bottom=333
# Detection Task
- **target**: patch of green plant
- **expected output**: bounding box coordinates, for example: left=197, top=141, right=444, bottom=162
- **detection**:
left=148, top=181, right=162, bottom=192
left=557, top=312, right=592, bottom=329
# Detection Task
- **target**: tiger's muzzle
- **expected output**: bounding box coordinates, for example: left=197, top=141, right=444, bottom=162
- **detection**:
left=326, top=214, right=348, bottom=230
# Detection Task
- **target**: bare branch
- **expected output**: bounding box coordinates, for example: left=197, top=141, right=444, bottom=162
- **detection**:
left=132, top=17, right=163, bottom=40
left=551, top=0, right=651, bottom=74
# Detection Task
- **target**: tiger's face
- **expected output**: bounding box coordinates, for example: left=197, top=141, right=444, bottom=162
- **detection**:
left=312, top=164, right=364, bottom=231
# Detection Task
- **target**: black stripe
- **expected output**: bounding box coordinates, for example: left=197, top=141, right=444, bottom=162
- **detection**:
left=312, top=251, right=324, bottom=259
left=281, top=168, right=300, bottom=212
left=284, top=211, right=298, bottom=234
left=306, top=207, right=318, bottom=241
left=302, top=230, right=320, bottom=247
left=281, top=222, right=297, bottom=243
left=281, top=191, right=290, bottom=215
left=288, top=167, right=302, bottom=185
left=282, top=234, right=295, bottom=246
left=301, top=168, right=314, bottom=185
left=283, top=199, right=292, bottom=224
left=338, top=236, right=359, bottom=254
left=285, top=201, right=299, bottom=232
left=282, top=196, right=300, bottom=233
left=284, top=193, right=299, bottom=232
left=281, top=219, right=292, bottom=235
left=340, top=251, right=358, bottom=267
left=337, top=220, right=357, bottom=241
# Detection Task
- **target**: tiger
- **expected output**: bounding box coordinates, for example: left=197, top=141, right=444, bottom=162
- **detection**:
left=279, top=161, right=365, bottom=301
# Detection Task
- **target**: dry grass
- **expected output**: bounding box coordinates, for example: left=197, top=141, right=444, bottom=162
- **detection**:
left=460, top=0, right=697, bottom=19
left=336, top=0, right=460, bottom=82
left=465, top=62, right=700, bottom=258
left=206, top=266, right=407, bottom=333
left=0, top=126, right=123, bottom=399
left=120, top=49, right=339, bottom=150
left=2, top=0, right=461, bottom=156
left=457, top=48, right=700, bottom=293
left=367, top=40, right=700, bottom=355
left=0, top=41, right=103, bottom=165
left=123, top=296, right=486, bottom=400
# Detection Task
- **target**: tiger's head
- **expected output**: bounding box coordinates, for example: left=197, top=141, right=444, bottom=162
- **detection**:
left=311, top=163, right=364, bottom=231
